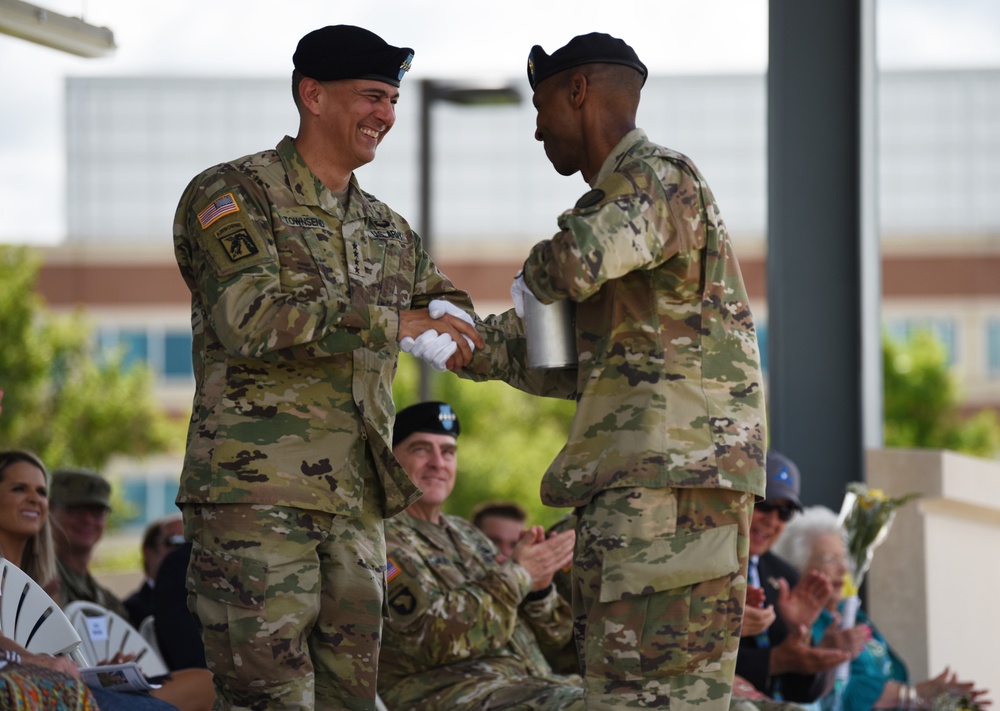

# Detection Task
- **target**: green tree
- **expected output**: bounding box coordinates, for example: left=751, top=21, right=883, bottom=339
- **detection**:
left=393, top=355, right=576, bottom=529
left=883, top=330, right=1000, bottom=458
left=0, top=245, right=179, bottom=471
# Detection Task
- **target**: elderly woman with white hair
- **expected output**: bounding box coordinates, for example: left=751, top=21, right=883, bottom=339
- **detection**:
left=773, top=506, right=988, bottom=711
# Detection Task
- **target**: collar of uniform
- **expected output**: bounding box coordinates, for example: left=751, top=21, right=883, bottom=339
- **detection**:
left=276, top=136, right=392, bottom=229
left=589, top=127, right=648, bottom=189
left=399, top=509, right=454, bottom=552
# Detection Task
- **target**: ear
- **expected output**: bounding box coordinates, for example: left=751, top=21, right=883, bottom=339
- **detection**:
left=298, top=77, right=323, bottom=116
left=568, top=72, right=588, bottom=110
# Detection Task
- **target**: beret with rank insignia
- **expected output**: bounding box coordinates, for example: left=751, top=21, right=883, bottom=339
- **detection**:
left=392, top=401, right=460, bottom=448
left=294, top=25, right=414, bottom=87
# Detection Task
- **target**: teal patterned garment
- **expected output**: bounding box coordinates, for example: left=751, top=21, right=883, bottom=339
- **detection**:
left=812, top=605, right=908, bottom=711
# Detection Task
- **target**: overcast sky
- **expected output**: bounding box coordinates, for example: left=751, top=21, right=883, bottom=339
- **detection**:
left=2, top=0, right=999, bottom=244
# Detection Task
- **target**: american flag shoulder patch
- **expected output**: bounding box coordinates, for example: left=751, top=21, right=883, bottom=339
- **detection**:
left=386, top=557, right=402, bottom=583
left=197, top=192, right=240, bottom=229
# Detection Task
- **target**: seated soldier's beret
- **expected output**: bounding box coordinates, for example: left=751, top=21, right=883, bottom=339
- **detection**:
left=393, top=402, right=461, bottom=448
left=293, top=25, right=414, bottom=87
left=527, top=32, right=647, bottom=90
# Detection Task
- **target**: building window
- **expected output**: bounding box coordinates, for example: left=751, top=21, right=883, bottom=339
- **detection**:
left=988, top=319, right=1000, bottom=378
left=756, top=321, right=768, bottom=375
left=97, top=326, right=193, bottom=382
left=121, top=477, right=180, bottom=526
left=885, top=318, right=957, bottom=366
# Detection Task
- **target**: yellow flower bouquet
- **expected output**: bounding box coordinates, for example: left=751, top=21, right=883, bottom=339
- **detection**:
left=836, top=482, right=920, bottom=591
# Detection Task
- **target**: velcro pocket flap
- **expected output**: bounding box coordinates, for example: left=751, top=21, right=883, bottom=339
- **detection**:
left=599, top=523, right=739, bottom=603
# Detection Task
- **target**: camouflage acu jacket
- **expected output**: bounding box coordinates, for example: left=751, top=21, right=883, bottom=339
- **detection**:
left=379, top=512, right=578, bottom=710
left=521, top=129, right=767, bottom=508
left=173, top=136, right=474, bottom=518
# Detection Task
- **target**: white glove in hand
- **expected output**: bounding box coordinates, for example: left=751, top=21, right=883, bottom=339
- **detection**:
left=401, top=329, right=457, bottom=371
left=510, top=271, right=531, bottom=318
left=428, top=299, right=476, bottom=350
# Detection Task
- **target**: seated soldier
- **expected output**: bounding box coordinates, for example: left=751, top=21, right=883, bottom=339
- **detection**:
left=379, top=402, right=583, bottom=711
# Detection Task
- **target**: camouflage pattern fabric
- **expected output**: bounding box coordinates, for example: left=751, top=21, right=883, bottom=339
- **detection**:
left=183, top=491, right=385, bottom=711
left=54, top=559, right=129, bottom=619
left=379, top=511, right=584, bottom=710
left=543, top=512, right=583, bottom=677
left=173, top=135, right=478, bottom=519
left=519, top=128, right=767, bottom=508
left=573, top=486, right=753, bottom=710
left=172, top=136, right=480, bottom=710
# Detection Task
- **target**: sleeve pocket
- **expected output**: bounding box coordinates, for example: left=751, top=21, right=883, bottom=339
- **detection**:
left=599, top=523, right=739, bottom=603
left=188, top=542, right=267, bottom=610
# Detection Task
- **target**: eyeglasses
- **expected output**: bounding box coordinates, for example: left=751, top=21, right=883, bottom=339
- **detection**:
left=755, top=500, right=797, bottom=522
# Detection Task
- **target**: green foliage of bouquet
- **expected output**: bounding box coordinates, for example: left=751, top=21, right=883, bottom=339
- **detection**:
left=931, top=690, right=982, bottom=711
left=837, top=482, right=920, bottom=593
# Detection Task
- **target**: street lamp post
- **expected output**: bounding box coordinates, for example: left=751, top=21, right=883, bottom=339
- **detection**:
left=416, top=79, right=522, bottom=401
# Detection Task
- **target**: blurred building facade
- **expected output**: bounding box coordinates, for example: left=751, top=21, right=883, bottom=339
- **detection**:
left=32, top=69, right=1000, bottom=525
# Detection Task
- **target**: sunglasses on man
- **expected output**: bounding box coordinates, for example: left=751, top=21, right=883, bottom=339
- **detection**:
left=755, top=500, right=797, bottom=522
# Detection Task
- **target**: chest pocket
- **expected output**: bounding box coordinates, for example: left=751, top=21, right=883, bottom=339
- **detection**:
left=343, top=219, right=409, bottom=307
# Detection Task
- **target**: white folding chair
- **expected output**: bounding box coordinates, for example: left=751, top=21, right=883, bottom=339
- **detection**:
left=0, top=557, right=88, bottom=666
left=137, top=614, right=163, bottom=661
left=64, top=600, right=169, bottom=677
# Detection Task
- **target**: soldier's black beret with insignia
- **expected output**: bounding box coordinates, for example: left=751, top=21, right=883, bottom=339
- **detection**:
left=527, top=32, right=647, bottom=90
left=392, top=401, right=460, bottom=448
left=293, top=25, right=414, bottom=87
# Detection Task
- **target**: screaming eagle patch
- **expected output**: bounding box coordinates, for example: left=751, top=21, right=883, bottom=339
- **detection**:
left=389, top=587, right=416, bottom=616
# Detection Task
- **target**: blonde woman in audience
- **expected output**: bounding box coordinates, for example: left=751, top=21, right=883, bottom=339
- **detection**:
left=0, top=449, right=214, bottom=711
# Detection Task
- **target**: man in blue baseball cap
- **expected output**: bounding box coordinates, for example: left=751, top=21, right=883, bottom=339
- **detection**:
left=173, top=25, right=483, bottom=710
left=736, top=451, right=851, bottom=705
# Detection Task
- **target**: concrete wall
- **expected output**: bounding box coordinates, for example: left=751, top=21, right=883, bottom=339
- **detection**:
left=866, top=448, right=1000, bottom=695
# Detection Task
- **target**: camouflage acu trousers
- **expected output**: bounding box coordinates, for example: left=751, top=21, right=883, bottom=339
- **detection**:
left=572, top=486, right=753, bottom=710
left=183, top=487, right=386, bottom=710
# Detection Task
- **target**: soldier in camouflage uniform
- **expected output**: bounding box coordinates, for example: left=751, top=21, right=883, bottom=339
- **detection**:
left=508, top=33, right=768, bottom=710
left=171, top=26, right=488, bottom=711
left=379, top=402, right=584, bottom=710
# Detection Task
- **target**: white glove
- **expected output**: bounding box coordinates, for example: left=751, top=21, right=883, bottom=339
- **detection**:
left=400, top=329, right=457, bottom=371
left=428, top=299, right=476, bottom=350
left=510, top=271, right=531, bottom=318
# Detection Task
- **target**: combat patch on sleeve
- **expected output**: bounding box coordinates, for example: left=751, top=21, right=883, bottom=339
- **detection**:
left=193, top=187, right=271, bottom=278
left=575, top=189, right=605, bottom=209
left=389, top=586, right=416, bottom=615
left=214, top=223, right=260, bottom=263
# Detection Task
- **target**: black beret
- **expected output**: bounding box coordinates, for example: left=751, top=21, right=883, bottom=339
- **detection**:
left=392, top=402, right=460, bottom=448
left=527, top=32, right=647, bottom=90
left=293, top=25, right=414, bottom=87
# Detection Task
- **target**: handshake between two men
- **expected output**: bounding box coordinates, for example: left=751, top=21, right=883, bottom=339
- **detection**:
left=398, top=299, right=484, bottom=372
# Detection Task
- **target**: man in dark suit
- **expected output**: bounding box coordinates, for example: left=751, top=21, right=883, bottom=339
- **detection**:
left=152, top=541, right=207, bottom=670
left=124, top=514, right=184, bottom=627
left=735, top=451, right=852, bottom=703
